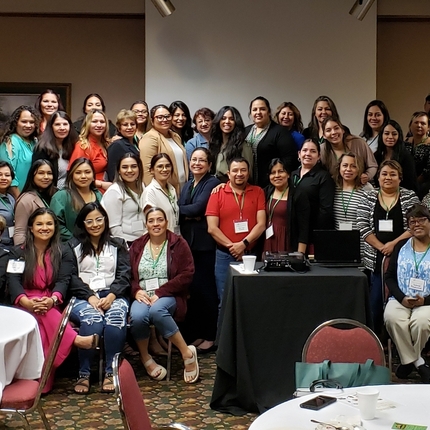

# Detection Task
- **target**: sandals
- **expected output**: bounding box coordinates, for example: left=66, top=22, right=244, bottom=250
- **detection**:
left=184, top=345, right=199, bottom=384
left=143, top=356, right=167, bottom=381
left=101, top=373, right=115, bottom=393
left=74, top=375, right=90, bottom=394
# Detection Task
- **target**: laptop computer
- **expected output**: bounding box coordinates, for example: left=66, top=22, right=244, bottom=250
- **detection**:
left=313, top=230, right=362, bottom=267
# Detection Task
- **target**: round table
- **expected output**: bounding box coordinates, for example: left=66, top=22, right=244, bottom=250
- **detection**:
left=0, top=306, right=44, bottom=401
left=249, top=385, right=430, bottom=429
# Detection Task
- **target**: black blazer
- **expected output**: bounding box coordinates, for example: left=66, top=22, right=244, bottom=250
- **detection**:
left=6, top=244, right=74, bottom=304
left=0, top=247, right=10, bottom=304
left=67, top=237, right=131, bottom=301
left=245, top=121, right=298, bottom=189
left=106, top=136, right=140, bottom=181
left=178, top=173, right=220, bottom=252
left=263, top=182, right=310, bottom=251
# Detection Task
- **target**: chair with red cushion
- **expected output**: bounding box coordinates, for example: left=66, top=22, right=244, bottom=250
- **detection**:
left=0, top=297, right=76, bottom=429
left=302, top=318, right=386, bottom=366
left=112, top=353, right=190, bottom=430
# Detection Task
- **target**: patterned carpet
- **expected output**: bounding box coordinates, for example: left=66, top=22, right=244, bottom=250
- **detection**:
left=0, top=347, right=425, bottom=430
left=0, top=350, right=256, bottom=430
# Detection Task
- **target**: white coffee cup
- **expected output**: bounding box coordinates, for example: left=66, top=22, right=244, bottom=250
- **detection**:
left=242, top=255, right=256, bottom=272
left=356, top=387, right=379, bottom=420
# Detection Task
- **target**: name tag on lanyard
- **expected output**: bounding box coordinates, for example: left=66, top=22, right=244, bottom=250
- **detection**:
left=379, top=219, right=393, bottom=232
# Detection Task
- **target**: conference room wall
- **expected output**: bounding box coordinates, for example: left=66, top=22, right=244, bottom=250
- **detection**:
left=145, top=0, right=377, bottom=135
left=377, top=20, right=430, bottom=133
left=0, top=16, right=145, bottom=121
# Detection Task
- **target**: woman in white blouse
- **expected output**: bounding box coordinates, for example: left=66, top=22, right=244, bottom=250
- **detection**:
left=143, top=153, right=180, bottom=235
left=101, top=153, right=146, bottom=245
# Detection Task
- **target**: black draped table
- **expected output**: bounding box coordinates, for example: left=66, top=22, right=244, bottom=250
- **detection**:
left=210, top=264, right=371, bottom=415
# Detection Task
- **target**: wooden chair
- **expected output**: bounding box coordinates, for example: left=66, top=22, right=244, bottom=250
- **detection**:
left=302, top=318, right=386, bottom=366
left=0, top=297, right=76, bottom=429
left=112, top=353, right=190, bottom=430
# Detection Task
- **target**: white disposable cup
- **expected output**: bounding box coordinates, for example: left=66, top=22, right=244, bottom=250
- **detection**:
left=242, top=255, right=256, bottom=272
left=356, top=387, right=379, bottom=420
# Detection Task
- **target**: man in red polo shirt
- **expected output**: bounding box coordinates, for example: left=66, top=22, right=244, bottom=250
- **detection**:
left=206, top=157, right=266, bottom=305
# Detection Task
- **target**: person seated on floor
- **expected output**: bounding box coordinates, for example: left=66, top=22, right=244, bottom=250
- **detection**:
left=6, top=208, right=98, bottom=392
left=129, top=207, right=199, bottom=383
left=68, top=202, right=130, bottom=394
left=384, top=203, right=430, bottom=383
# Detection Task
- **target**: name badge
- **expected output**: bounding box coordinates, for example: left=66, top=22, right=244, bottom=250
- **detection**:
left=234, top=219, right=249, bottom=234
left=7, top=259, right=25, bottom=273
left=8, top=226, right=14, bottom=237
left=379, top=219, right=393, bottom=232
left=89, top=276, right=106, bottom=291
left=409, top=277, right=425, bottom=292
left=145, top=278, right=159, bottom=291
left=266, top=224, right=274, bottom=239
left=339, top=222, right=353, bottom=231
left=131, top=220, right=144, bottom=232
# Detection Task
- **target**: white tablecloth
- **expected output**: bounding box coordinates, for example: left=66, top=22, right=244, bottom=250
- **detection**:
left=0, top=306, right=44, bottom=402
left=249, top=384, right=430, bottom=429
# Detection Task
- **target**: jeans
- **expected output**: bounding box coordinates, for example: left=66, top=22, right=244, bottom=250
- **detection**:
left=70, top=294, right=129, bottom=376
left=129, top=296, right=178, bottom=340
left=214, top=248, right=236, bottom=308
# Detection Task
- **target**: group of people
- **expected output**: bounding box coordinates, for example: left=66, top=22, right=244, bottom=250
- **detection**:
left=0, top=89, right=430, bottom=391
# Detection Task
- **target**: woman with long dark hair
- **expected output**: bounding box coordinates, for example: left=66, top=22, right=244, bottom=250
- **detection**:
left=69, top=202, right=130, bottom=394
left=35, top=89, right=64, bottom=134
left=131, top=100, right=151, bottom=141
left=374, top=120, right=417, bottom=191
left=50, top=158, right=102, bottom=241
left=0, top=161, right=16, bottom=248
left=0, top=105, right=39, bottom=197
left=33, top=111, right=78, bottom=188
left=7, top=207, right=98, bottom=392
left=102, top=153, right=146, bottom=244
left=169, top=101, right=194, bottom=145
left=245, top=96, right=297, bottom=188
left=209, top=106, right=253, bottom=183
left=302, top=95, right=340, bottom=144
left=14, top=159, right=56, bottom=245
left=360, top=100, right=390, bottom=153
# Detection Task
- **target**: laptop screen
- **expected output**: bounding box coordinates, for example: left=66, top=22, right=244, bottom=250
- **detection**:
left=313, top=230, right=361, bottom=263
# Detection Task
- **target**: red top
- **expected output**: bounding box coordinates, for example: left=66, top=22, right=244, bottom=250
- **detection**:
left=69, top=135, right=108, bottom=182
left=205, top=182, right=265, bottom=246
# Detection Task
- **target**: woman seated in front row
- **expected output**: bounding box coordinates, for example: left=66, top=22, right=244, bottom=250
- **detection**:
left=68, top=202, right=130, bottom=394
left=384, top=204, right=430, bottom=383
left=7, top=208, right=98, bottom=392
left=129, top=207, right=199, bottom=383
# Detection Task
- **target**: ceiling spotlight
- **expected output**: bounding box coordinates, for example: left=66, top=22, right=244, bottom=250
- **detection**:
left=349, top=0, right=375, bottom=21
left=151, top=0, right=175, bottom=17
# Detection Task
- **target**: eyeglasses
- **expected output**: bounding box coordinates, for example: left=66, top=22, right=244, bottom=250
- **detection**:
left=154, top=115, right=172, bottom=122
left=190, top=158, right=208, bottom=164
left=408, top=217, right=428, bottom=227
left=133, top=109, right=148, bottom=115
left=155, top=164, right=172, bottom=171
left=83, top=216, right=105, bottom=226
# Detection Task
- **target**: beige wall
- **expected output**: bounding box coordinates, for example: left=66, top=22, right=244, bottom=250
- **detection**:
left=145, top=0, right=377, bottom=135
left=377, top=20, right=430, bottom=132
left=0, top=16, right=145, bottom=122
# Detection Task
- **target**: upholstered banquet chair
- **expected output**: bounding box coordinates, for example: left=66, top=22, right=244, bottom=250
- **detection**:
left=112, top=353, right=190, bottom=430
left=0, top=297, right=76, bottom=429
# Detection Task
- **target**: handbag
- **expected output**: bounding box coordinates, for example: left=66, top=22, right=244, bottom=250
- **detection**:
left=295, top=359, right=391, bottom=389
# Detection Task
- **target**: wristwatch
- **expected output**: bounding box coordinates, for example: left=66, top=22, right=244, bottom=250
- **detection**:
left=51, top=296, right=59, bottom=306
left=243, top=238, right=250, bottom=247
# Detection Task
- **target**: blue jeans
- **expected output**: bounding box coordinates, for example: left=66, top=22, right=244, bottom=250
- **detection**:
left=215, top=248, right=236, bottom=308
left=70, top=294, right=129, bottom=376
left=129, top=296, right=178, bottom=340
